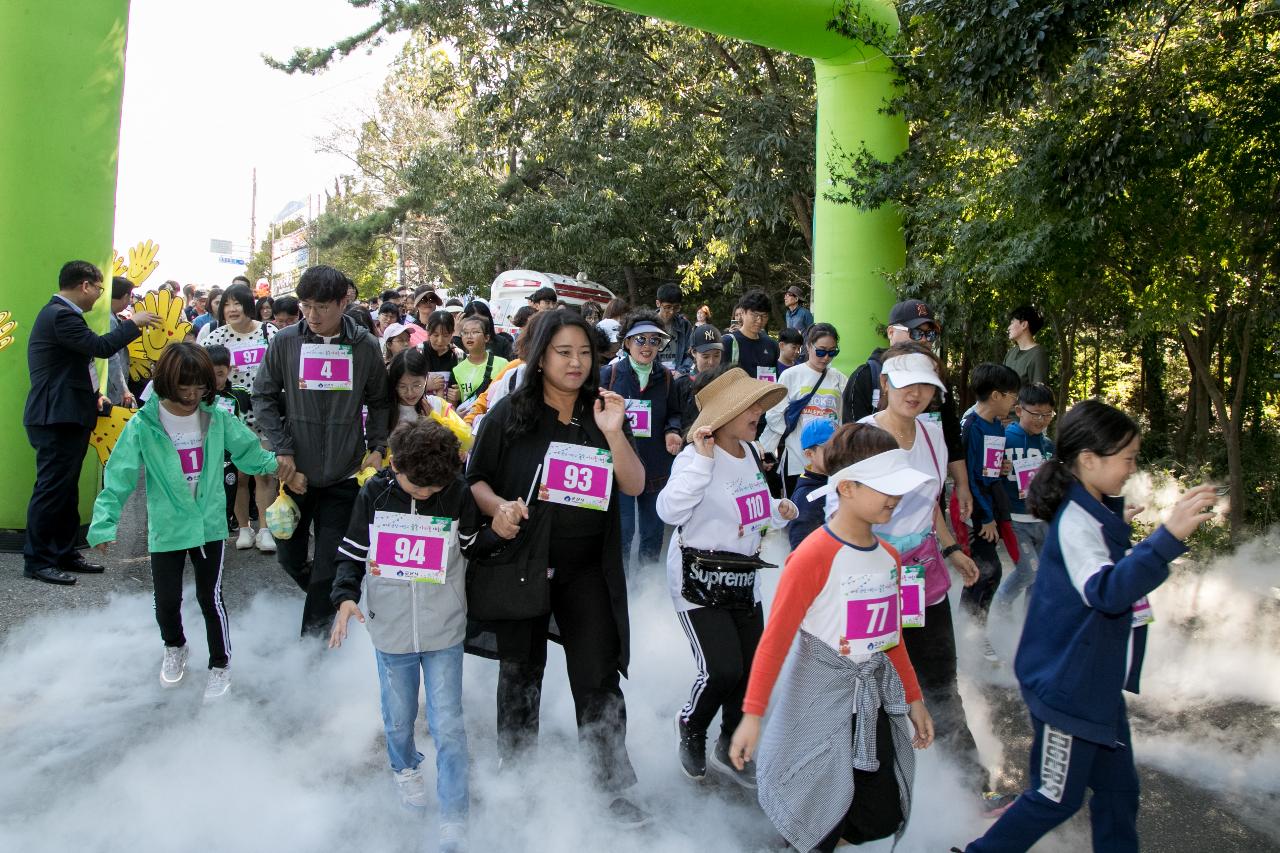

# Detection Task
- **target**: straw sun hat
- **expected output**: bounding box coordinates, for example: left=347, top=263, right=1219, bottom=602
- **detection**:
left=689, top=367, right=787, bottom=435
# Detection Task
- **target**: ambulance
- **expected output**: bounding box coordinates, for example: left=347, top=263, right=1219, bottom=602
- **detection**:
left=488, top=269, right=616, bottom=336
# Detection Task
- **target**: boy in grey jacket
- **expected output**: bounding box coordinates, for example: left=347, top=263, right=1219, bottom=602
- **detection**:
left=330, top=420, right=501, bottom=853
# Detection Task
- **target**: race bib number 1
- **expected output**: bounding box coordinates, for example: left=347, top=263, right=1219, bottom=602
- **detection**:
left=299, top=343, right=353, bottom=391
left=369, top=511, right=453, bottom=583
left=840, top=571, right=900, bottom=654
left=540, top=442, right=614, bottom=511
left=625, top=399, right=652, bottom=438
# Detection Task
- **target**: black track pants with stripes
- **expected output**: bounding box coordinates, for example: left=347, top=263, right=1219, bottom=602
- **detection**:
left=676, top=603, right=763, bottom=744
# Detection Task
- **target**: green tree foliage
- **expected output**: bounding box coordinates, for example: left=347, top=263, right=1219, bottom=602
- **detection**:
left=833, top=0, right=1279, bottom=536
left=268, top=1, right=816, bottom=316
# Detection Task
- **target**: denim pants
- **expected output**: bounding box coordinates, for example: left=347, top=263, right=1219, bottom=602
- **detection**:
left=375, top=643, right=469, bottom=823
left=992, top=520, right=1048, bottom=616
left=619, top=491, right=664, bottom=570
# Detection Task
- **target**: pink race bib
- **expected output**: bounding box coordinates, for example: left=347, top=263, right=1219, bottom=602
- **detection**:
left=374, top=532, right=446, bottom=573
left=178, top=447, right=203, bottom=476
left=545, top=458, right=610, bottom=500
left=230, top=345, right=266, bottom=368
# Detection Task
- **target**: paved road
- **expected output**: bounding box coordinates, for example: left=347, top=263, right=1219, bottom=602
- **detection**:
left=0, top=481, right=1275, bottom=852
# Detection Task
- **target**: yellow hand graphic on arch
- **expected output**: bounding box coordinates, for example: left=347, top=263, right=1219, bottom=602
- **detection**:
left=92, top=406, right=136, bottom=466
left=125, top=240, right=160, bottom=287
left=127, top=289, right=191, bottom=381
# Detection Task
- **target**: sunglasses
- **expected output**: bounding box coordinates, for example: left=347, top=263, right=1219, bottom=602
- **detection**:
left=628, top=335, right=666, bottom=347
left=812, top=347, right=840, bottom=359
left=908, top=328, right=939, bottom=343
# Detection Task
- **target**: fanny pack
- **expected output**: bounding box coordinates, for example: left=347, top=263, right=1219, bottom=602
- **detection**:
left=679, top=546, right=776, bottom=610
left=900, top=532, right=950, bottom=607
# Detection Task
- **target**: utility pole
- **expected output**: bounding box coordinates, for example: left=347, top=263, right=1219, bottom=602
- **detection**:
left=249, top=167, right=257, bottom=256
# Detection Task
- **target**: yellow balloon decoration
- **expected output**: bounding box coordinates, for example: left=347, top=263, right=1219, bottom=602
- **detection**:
left=91, top=405, right=135, bottom=466
left=127, top=288, right=192, bottom=381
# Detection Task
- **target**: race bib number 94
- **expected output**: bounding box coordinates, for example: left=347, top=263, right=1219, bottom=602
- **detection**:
left=369, top=511, right=453, bottom=583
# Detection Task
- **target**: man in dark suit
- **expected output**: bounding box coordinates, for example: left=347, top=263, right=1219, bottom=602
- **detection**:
left=23, top=260, right=159, bottom=584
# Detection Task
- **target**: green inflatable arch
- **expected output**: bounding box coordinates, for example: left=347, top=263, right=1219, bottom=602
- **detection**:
left=0, top=0, right=904, bottom=537
left=0, top=0, right=132, bottom=537
left=600, top=0, right=908, bottom=369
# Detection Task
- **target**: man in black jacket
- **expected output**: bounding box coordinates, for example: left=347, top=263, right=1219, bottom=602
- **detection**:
left=23, top=260, right=158, bottom=584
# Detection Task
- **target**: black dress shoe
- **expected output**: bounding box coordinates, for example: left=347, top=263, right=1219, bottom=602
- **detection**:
left=62, top=558, right=105, bottom=574
left=24, top=566, right=78, bottom=585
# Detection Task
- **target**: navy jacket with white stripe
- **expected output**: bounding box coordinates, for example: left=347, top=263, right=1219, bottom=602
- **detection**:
left=1014, top=482, right=1186, bottom=745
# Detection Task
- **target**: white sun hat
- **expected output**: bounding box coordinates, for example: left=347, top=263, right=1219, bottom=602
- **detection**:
left=882, top=352, right=947, bottom=398
left=807, top=448, right=936, bottom=501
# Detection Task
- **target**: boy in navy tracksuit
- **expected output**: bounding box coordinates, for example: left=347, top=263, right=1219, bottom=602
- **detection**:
left=787, top=418, right=834, bottom=550
left=958, top=399, right=1219, bottom=853
left=990, top=384, right=1057, bottom=618
left=960, top=364, right=1021, bottom=623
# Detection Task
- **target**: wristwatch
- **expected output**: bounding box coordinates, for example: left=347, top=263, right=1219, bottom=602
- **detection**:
left=941, top=543, right=963, bottom=558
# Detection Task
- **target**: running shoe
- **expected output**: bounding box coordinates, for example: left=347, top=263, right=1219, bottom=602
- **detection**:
left=708, top=736, right=756, bottom=789
left=255, top=527, right=277, bottom=553
left=235, top=527, right=255, bottom=550
left=203, top=667, right=231, bottom=701
left=160, top=645, right=189, bottom=687
left=981, top=791, right=1017, bottom=817
left=439, top=822, right=468, bottom=853
left=982, top=639, right=999, bottom=663
left=393, top=765, right=429, bottom=808
left=676, top=715, right=707, bottom=780
left=607, top=796, right=651, bottom=829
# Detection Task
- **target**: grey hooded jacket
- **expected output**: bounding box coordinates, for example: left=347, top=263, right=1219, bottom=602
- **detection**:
left=252, top=313, right=390, bottom=488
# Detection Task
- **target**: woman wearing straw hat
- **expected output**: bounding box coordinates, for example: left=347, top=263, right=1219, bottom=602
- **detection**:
left=857, top=342, right=1013, bottom=813
left=657, top=367, right=798, bottom=787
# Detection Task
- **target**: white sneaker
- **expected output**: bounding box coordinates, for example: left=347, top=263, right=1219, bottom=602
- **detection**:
left=235, top=527, right=255, bottom=550
left=160, top=645, right=189, bottom=686
left=982, top=639, right=1000, bottom=662
left=255, top=527, right=276, bottom=553
left=440, top=822, right=469, bottom=853
left=392, top=766, right=429, bottom=808
left=203, top=666, right=231, bottom=701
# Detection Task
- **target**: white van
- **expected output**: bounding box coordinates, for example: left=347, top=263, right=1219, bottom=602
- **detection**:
left=488, top=269, right=616, bottom=336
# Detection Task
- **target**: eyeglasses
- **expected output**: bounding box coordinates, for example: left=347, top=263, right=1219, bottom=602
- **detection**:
left=812, top=347, right=840, bottom=359
left=1019, top=408, right=1055, bottom=421
left=628, top=335, right=666, bottom=347
left=397, top=381, right=427, bottom=395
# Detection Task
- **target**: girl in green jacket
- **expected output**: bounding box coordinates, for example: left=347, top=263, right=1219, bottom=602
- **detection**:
left=89, top=343, right=303, bottom=701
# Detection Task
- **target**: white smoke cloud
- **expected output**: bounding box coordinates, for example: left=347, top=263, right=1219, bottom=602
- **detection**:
left=0, top=525, right=1273, bottom=851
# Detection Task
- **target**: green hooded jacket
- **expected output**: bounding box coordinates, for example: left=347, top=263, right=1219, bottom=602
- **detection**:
left=89, top=396, right=278, bottom=552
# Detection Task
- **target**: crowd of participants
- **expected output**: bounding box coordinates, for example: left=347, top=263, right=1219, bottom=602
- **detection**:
left=25, top=261, right=1222, bottom=853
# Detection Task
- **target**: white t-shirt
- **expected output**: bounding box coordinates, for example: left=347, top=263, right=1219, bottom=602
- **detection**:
left=656, top=442, right=792, bottom=613
left=158, top=405, right=205, bottom=497
left=760, top=363, right=847, bottom=476
left=857, top=413, right=946, bottom=540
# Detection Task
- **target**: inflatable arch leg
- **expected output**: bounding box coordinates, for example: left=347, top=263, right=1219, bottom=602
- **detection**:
left=0, top=0, right=132, bottom=538
left=599, top=0, right=907, bottom=374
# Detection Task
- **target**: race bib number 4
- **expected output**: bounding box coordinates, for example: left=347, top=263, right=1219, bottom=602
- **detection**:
left=840, top=571, right=900, bottom=654
left=540, top=442, right=614, bottom=511
left=299, top=343, right=353, bottom=391
left=982, top=435, right=1007, bottom=478
left=369, top=511, right=453, bottom=583
left=625, top=399, right=653, bottom=438
left=729, top=474, right=771, bottom=535
left=229, top=341, right=266, bottom=369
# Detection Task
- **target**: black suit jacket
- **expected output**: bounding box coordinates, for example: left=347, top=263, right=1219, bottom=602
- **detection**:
left=23, top=296, right=142, bottom=429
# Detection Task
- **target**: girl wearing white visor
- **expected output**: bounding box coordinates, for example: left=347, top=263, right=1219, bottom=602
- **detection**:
left=858, top=341, right=1011, bottom=813
left=730, top=423, right=933, bottom=852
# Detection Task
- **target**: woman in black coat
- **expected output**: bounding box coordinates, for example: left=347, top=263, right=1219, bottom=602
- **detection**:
left=465, top=310, right=649, bottom=826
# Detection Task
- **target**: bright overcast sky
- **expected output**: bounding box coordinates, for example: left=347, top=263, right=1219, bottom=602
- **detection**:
left=113, top=0, right=405, bottom=289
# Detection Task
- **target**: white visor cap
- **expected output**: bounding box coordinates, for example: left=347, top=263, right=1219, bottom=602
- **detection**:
left=807, top=448, right=936, bottom=501
left=882, top=352, right=947, bottom=399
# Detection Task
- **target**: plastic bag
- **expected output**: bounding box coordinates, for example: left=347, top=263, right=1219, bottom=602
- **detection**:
left=265, top=485, right=301, bottom=540
left=428, top=398, right=474, bottom=453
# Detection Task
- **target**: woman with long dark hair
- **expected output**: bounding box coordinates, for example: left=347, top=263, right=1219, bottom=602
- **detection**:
left=465, top=310, right=649, bottom=826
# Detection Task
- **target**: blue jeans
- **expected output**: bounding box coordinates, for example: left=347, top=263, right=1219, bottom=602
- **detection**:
left=619, top=491, right=664, bottom=570
left=375, top=643, right=469, bottom=822
left=992, top=519, right=1048, bottom=616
